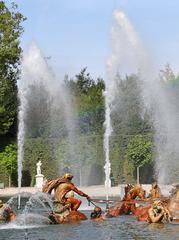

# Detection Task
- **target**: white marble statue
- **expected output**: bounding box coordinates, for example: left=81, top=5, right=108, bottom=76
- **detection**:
left=36, top=160, right=42, bottom=175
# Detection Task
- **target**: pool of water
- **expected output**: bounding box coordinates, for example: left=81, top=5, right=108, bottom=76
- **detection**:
left=1, top=194, right=179, bottom=240
left=0, top=213, right=179, bottom=240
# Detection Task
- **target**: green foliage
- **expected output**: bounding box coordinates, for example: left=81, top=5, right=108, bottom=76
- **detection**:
left=112, top=74, right=152, bottom=136
left=55, top=134, right=104, bottom=185
left=160, top=63, right=176, bottom=82
left=0, top=143, right=17, bottom=186
left=0, top=143, right=17, bottom=173
left=75, top=68, right=95, bottom=94
left=0, top=1, right=25, bottom=135
left=26, top=82, right=51, bottom=138
left=23, top=135, right=104, bottom=186
left=126, top=135, right=153, bottom=168
left=110, top=138, right=123, bottom=184
left=123, top=158, right=135, bottom=184
left=0, top=79, right=16, bottom=134
left=65, top=68, right=105, bottom=134
left=24, top=138, right=59, bottom=185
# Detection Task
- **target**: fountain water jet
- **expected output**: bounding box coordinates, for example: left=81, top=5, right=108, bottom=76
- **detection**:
left=107, top=9, right=179, bottom=184
left=103, top=9, right=141, bottom=194
left=105, top=9, right=151, bottom=187
left=103, top=90, right=112, bottom=199
left=17, top=72, right=28, bottom=209
left=17, top=42, right=79, bottom=193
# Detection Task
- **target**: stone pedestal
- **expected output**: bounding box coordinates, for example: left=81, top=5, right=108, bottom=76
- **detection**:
left=35, top=174, right=44, bottom=190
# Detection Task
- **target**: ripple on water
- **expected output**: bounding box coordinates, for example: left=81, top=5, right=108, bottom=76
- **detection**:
left=0, top=215, right=179, bottom=240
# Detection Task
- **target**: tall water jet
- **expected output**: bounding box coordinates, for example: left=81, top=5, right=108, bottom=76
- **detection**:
left=108, top=9, right=179, bottom=184
left=17, top=64, right=28, bottom=209
left=142, top=69, right=179, bottom=184
left=103, top=90, right=112, bottom=198
left=104, top=9, right=144, bottom=192
left=17, top=42, right=79, bottom=188
left=107, top=10, right=146, bottom=77
left=17, top=42, right=51, bottom=206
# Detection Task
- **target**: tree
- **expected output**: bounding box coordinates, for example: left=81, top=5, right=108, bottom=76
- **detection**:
left=160, top=63, right=175, bottom=82
left=26, top=82, right=51, bottom=138
left=110, top=138, right=123, bottom=185
left=126, top=135, right=153, bottom=168
left=0, top=143, right=17, bottom=186
left=125, top=135, right=153, bottom=183
left=65, top=68, right=105, bottom=134
left=75, top=68, right=95, bottom=94
left=123, top=158, right=135, bottom=184
left=111, top=74, right=152, bottom=136
left=0, top=1, right=26, bottom=135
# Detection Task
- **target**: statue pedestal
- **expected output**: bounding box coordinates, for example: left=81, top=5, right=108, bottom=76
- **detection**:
left=35, top=174, right=44, bottom=190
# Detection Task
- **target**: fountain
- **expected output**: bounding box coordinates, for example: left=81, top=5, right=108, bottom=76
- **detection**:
left=106, top=9, right=179, bottom=184
left=17, top=69, right=28, bottom=209
left=103, top=9, right=143, bottom=194
left=1, top=192, right=53, bottom=230
left=17, top=42, right=80, bottom=198
left=103, top=9, right=145, bottom=198
left=2, top=7, right=179, bottom=240
left=142, top=67, right=179, bottom=184
left=103, top=90, right=112, bottom=199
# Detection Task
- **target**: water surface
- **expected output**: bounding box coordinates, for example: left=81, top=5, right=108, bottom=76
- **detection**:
left=0, top=213, right=179, bottom=240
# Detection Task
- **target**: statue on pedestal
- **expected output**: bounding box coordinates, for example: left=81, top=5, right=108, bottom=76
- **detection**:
left=36, top=160, right=42, bottom=175
left=35, top=160, right=44, bottom=189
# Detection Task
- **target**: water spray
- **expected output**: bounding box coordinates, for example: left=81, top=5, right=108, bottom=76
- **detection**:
left=17, top=190, right=21, bottom=210
left=103, top=90, right=112, bottom=201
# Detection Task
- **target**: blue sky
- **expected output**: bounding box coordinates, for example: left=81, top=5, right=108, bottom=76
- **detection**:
left=14, top=0, right=179, bottom=79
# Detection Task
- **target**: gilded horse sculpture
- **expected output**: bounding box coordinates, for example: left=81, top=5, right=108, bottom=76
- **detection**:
left=107, top=184, right=146, bottom=217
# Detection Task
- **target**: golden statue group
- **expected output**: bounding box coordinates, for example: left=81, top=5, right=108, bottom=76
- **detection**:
left=1, top=173, right=179, bottom=225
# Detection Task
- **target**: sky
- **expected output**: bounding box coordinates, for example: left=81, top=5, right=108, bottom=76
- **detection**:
left=13, top=0, right=179, bottom=80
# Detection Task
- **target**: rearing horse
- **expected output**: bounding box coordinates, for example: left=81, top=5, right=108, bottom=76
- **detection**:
left=107, top=184, right=146, bottom=217
left=123, top=184, right=145, bottom=201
